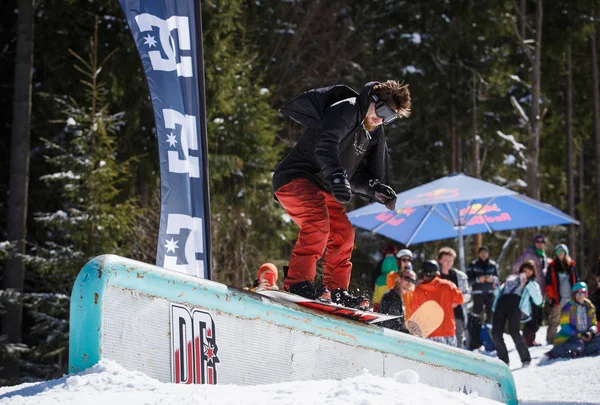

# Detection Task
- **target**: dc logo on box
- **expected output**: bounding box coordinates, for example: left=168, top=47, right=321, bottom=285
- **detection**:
left=170, top=304, right=220, bottom=384
left=134, top=13, right=193, bottom=77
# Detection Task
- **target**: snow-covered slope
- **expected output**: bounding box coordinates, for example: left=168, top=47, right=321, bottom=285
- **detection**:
left=0, top=327, right=597, bottom=405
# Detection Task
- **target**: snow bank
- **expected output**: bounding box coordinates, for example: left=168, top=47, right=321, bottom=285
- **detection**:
left=0, top=360, right=502, bottom=405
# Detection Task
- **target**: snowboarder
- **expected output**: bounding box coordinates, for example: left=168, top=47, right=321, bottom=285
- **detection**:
left=272, top=81, right=411, bottom=308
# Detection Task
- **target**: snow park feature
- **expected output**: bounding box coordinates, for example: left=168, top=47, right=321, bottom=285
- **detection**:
left=67, top=255, right=517, bottom=404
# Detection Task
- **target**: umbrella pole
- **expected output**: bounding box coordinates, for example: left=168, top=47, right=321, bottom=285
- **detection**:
left=458, top=226, right=466, bottom=273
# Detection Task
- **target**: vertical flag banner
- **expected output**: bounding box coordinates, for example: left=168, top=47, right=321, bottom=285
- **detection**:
left=119, top=0, right=211, bottom=279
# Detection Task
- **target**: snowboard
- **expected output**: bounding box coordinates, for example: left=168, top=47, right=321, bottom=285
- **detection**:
left=257, top=290, right=400, bottom=325
left=405, top=301, right=444, bottom=338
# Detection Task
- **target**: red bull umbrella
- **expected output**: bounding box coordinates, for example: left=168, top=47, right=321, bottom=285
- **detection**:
left=348, top=173, right=578, bottom=271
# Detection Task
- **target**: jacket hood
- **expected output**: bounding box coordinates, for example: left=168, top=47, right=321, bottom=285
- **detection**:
left=357, top=81, right=378, bottom=123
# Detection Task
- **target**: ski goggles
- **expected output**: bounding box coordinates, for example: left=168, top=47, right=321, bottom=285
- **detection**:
left=555, top=248, right=566, bottom=255
left=371, top=94, right=398, bottom=125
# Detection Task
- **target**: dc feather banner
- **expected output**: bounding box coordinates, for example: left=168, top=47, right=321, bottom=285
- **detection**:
left=119, top=0, right=211, bottom=279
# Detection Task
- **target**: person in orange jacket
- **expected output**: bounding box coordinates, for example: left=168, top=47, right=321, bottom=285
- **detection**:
left=411, top=260, right=464, bottom=346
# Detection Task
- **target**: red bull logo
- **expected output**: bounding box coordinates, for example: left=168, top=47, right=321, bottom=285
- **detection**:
left=404, top=188, right=460, bottom=205
left=459, top=203, right=501, bottom=217
left=461, top=203, right=512, bottom=225
left=375, top=207, right=417, bottom=227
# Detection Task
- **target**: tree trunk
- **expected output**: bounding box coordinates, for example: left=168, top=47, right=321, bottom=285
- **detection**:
left=2, top=0, right=35, bottom=380
left=520, top=0, right=526, bottom=39
left=591, top=30, right=600, bottom=272
left=578, top=151, right=586, bottom=278
left=472, top=72, right=482, bottom=252
left=449, top=70, right=457, bottom=173
left=566, top=44, right=576, bottom=257
left=526, top=0, right=543, bottom=200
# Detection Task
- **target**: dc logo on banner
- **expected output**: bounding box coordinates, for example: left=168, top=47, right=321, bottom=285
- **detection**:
left=134, top=14, right=193, bottom=77
left=163, top=109, right=200, bottom=178
left=163, top=214, right=205, bottom=278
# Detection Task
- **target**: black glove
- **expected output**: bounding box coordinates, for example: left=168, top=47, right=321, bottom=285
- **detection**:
left=368, top=179, right=397, bottom=210
left=582, top=331, right=592, bottom=342
left=330, top=171, right=352, bottom=203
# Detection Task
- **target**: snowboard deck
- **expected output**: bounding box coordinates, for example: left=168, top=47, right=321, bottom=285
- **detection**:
left=406, top=301, right=444, bottom=338
left=257, top=289, right=400, bottom=324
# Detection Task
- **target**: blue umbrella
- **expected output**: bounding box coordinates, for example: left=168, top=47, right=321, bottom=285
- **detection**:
left=348, top=173, right=579, bottom=271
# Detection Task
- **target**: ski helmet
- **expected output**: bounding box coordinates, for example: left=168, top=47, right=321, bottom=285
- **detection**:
left=396, top=248, right=413, bottom=260
left=572, top=281, right=588, bottom=297
left=421, top=260, right=440, bottom=276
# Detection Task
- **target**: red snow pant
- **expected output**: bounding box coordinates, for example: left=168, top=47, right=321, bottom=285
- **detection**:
left=275, top=178, right=355, bottom=291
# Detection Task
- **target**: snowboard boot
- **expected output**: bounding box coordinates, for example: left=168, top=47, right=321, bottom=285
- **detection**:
left=314, top=285, right=332, bottom=303
left=286, top=280, right=316, bottom=300
left=331, top=289, right=370, bottom=310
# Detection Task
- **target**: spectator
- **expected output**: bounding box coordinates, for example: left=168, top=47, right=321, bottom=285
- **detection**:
left=592, top=273, right=600, bottom=321
left=546, top=282, right=600, bottom=359
left=545, top=244, right=579, bottom=344
left=513, top=234, right=547, bottom=347
left=437, top=247, right=471, bottom=349
left=492, top=260, right=543, bottom=366
left=386, top=248, right=414, bottom=289
left=378, top=268, right=417, bottom=333
left=412, top=260, right=464, bottom=346
left=467, top=246, right=498, bottom=350
left=372, top=244, right=399, bottom=312
left=255, top=263, right=279, bottom=292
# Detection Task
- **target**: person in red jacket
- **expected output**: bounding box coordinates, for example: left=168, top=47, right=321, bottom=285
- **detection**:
left=411, top=260, right=464, bottom=346
left=545, top=244, right=579, bottom=344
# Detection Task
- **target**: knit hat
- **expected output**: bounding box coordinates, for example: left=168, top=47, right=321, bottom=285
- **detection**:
left=572, top=281, right=588, bottom=297
left=554, top=244, right=569, bottom=256
left=257, top=263, right=278, bottom=281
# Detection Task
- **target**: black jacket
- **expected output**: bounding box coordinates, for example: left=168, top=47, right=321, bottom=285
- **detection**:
left=378, top=288, right=410, bottom=334
left=272, top=82, right=390, bottom=197
left=592, top=288, right=600, bottom=321
left=467, top=258, right=498, bottom=295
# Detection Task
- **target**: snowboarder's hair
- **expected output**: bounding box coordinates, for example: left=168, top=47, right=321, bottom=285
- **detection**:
left=437, top=246, right=457, bottom=260
left=371, top=80, right=411, bottom=118
left=518, top=260, right=537, bottom=280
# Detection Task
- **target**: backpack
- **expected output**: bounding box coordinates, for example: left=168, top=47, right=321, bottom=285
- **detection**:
left=279, top=85, right=358, bottom=129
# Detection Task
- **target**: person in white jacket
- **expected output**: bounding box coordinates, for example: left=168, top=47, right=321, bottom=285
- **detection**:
left=438, top=247, right=471, bottom=349
left=492, top=260, right=543, bottom=366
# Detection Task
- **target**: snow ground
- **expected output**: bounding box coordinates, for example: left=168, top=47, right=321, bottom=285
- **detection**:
left=0, top=327, right=597, bottom=405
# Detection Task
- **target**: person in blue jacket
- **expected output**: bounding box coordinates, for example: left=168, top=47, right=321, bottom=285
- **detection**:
left=492, top=260, right=543, bottom=366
